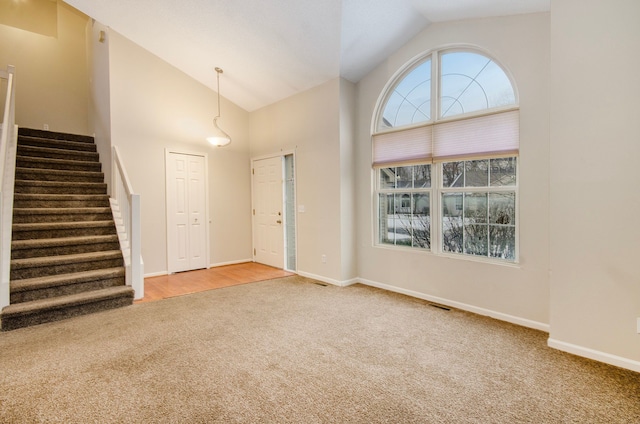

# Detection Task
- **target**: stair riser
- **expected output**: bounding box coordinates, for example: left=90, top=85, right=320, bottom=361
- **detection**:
left=18, top=137, right=97, bottom=153
left=13, top=199, right=111, bottom=208
left=16, top=158, right=101, bottom=172
left=15, top=184, right=107, bottom=195
left=1, top=295, right=132, bottom=331
left=12, top=212, right=114, bottom=224
left=12, top=226, right=116, bottom=240
left=11, top=257, right=124, bottom=280
left=11, top=242, right=121, bottom=259
left=15, top=170, right=104, bottom=184
left=17, top=147, right=99, bottom=163
left=10, top=276, right=126, bottom=303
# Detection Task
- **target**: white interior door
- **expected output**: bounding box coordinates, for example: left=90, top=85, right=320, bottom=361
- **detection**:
left=166, top=151, right=208, bottom=273
left=253, top=156, right=284, bottom=269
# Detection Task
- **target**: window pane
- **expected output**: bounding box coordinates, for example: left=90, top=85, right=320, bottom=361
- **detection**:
left=412, top=193, right=430, bottom=248
left=489, top=192, right=515, bottom=225
left=464, top=225, right=488, bottom=256
left=490, top=157, right=517, bottom=186
left=442, top=161, right=463, bottom=187
left=380, top=60, right=432, bottom=129
left=442, top=193, right=463, bottom=253
left=489, top=225, right=515, bottom=260
left=379, top=193, right=395, bottom=245
left=395, top=193, right=412, bottom=246
left=464, top=193, right=487, bottom=224
left=464, top=160, right=489, bottom=187
left=414, top=164, right=431, bottom=188
left=396, top=166, right=412, bottom=188
left=379, top=167, right=396, bottom=189
left=440, top=51, right=516, bottom=119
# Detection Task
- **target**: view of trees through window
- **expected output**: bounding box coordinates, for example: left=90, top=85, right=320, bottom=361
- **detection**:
left=378, top=165, right=431, bottom=249
left=441, top=158, right=517, bottom=260
left=378, top=158, right=516, bottom=260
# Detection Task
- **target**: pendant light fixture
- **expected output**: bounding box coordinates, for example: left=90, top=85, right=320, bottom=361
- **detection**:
left=207, top=67, right=231, bottom=147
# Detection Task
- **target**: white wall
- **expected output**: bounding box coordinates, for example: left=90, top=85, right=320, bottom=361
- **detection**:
left=355, top=13, right=551, bottom=328
left=108, top=31, right=252, bottom=275
left=250, top=78, right=355, bottom=284
left=0, top=1, right=89, bottom=134
left=549, top=0, right=640, bottom=370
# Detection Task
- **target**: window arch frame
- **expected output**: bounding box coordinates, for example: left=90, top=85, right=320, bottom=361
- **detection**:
left=372, top=45, right=520, bottom=136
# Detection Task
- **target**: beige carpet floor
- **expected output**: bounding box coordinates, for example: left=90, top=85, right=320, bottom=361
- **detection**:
left=1, top=275, right=638, bottom=423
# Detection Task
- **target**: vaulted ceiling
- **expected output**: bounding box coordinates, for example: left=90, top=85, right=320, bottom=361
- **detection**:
left=63, top=0, right=549, bottom=112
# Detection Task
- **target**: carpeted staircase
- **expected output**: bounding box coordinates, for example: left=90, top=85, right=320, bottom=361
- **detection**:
left=0, top=128, right=134, bottom=331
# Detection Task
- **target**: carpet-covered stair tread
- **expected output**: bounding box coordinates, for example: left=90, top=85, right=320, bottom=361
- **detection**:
left=11, top=235, right=120, bottom=259
left=10, top=267, right=126, bottom=304
left=13, top=194, right=111, bottom=208
left=14, top=180, right=108, bottom=195
left=18, top=127, right=95, bottom=143
left=11, top=250, right=124, bottom=280
left=13, top=207, right=113, bottom=224
left=15, top=167, right=104, bottom=183
left=12, top=220, right=117, bottom=239
left=17, top=135, right=97, bottom=152
left=1, top=286, right=134, bottom=331
left=16, top=156, right=101, bottom=172
left=17, top=145, right=99, bottom=162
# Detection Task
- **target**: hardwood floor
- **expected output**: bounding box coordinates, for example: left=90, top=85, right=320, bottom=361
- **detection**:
left=135, top=262, right=294, bottom=303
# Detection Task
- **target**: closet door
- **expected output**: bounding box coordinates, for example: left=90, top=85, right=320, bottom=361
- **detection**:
left=166, top=152, right=208, bottom=273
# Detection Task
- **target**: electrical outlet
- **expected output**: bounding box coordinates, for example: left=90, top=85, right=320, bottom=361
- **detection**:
left=321, top=254, right=326, bottom=264
left=43, top=124, right=49, bottom=130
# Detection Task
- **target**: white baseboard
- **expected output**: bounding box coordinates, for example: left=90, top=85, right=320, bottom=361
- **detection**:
left=296, top=270, right=357, bottom=287
left=209, top=258, right=254, bottom=268
left=357, top=277, right=550, bottom=332
left=144, top=271, right=167, bottom=278
left=548, top=338, right=640, bottom=373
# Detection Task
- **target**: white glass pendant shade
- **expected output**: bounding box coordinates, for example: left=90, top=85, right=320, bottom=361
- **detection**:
left=207, top=117, right=231, bottom=147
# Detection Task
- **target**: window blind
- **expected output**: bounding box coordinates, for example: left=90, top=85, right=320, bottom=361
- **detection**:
left=432, top=110, right=519, bottom=160
left=372, top=125, right=432, bottom=166
left=372, top=110, right=519, bottom=166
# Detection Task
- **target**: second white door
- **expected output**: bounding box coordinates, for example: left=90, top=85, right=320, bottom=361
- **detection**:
left=166, top=152, right=208, bottom=273
left=253, top=156, right=284, bottom=269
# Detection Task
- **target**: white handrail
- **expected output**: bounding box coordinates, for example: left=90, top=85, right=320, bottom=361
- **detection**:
left=111, top=146, right=143, bottom=299
left=0, top=65, right=16, bottom=309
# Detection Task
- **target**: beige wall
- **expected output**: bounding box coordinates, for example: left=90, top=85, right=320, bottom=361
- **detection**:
left=355, top=13, right=551, bottom=329
left=108, top=31, right=252, bottom=275
left=249, top=78, right=355, bottom=284
left=0, top=1, right=89, bottom=135
left=86, top=20, right=112, bottom=194
left=549, top=0, right=640, bottom=369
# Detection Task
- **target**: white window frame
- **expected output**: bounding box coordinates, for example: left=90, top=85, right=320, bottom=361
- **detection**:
left=375, top=164, right=433, bottom=251
left=372, top=46, right=520, bottom=264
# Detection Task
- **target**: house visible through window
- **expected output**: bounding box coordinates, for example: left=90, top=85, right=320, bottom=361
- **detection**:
left=373, top=48, right=519, bottom=262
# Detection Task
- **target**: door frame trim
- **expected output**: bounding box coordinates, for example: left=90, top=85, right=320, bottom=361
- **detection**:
left=250, top=150, right=297, bottom=271
left=164, top=148, right=210, bottom=274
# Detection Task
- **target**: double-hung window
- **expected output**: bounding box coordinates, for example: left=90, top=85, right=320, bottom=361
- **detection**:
left=373, top=48, right=519, bottom=262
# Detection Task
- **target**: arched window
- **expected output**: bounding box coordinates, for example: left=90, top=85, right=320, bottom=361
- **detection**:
left=373, top=48, right=519, bottom=262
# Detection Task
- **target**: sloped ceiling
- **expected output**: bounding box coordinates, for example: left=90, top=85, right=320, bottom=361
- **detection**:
left=63, top=0, right=549, bottom=112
